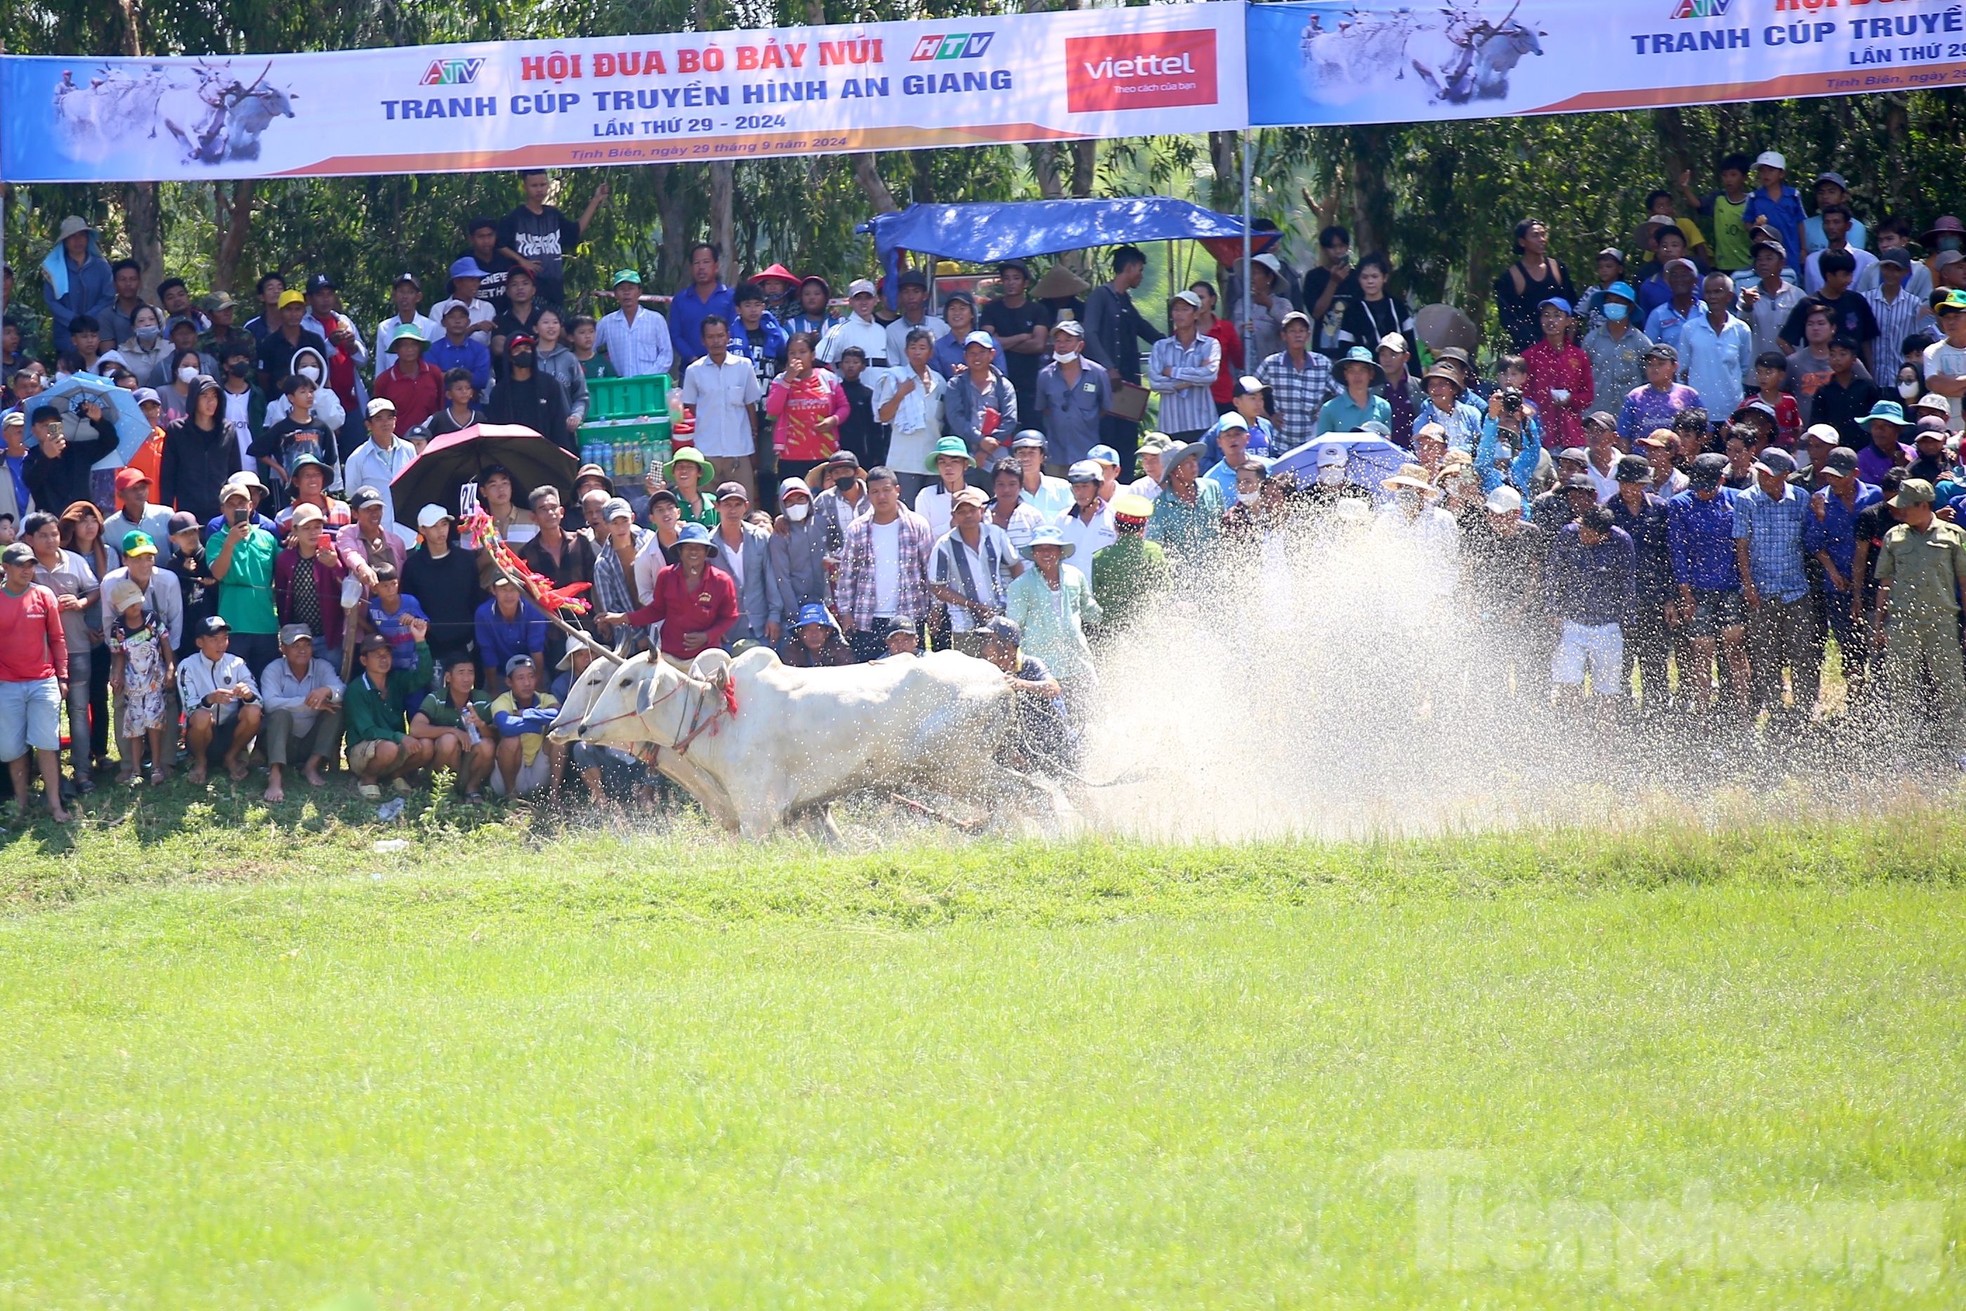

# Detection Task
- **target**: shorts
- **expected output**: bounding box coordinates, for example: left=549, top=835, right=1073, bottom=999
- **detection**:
left=492, top=746, right=556, bottom=797
left=0, top=676, right=62, bottom=759
left=1552, top=621, right=1626, bottom=694
left=346, top=738, right=394, bottom=775
left=197, top=715, right=250, bottom=765
left=1683, top=587, right=1746, bottom=639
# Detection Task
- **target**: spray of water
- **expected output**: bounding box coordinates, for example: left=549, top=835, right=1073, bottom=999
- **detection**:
left=1072, top=505, right=1936, bottom=842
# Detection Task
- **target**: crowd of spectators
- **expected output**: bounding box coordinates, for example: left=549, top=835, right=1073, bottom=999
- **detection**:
left=4, top=152, right=1966, bottom=824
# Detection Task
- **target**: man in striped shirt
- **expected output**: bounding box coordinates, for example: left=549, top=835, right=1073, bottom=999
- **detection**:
left=595, top=269, right=673, bottom=378
left=1147, top=290, right=1222, bottom=441
left=1863, top=249, right=1933, bottom=377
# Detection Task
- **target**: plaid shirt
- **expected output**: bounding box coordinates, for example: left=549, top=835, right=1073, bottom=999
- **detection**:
left=836, top=507, right=934, bottom=628
left=1257, top=349, right=1334, bottom=445
left=1731, top=482, right=1812, bottom=603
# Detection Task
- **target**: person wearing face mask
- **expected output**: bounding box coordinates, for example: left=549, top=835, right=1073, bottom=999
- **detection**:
left=211, top=344, right=269, bottom=476
left=117, top=305, right=172, bottom=387
left=766, top=477, right=831, bottom=628
left=483, top=334, right=572, bottom=454
left=1921, top=217, right=1966, bottom=288
left=1581, top=282, right=1653, bottom=407
left=264, top=345, right=347, bottom=438
left=151, top=347, right=204, bottom=429
left=255, top=290, right=330, bottom=394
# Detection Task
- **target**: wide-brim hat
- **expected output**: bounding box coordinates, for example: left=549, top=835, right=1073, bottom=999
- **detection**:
left=928, top=435, right=975, bottom=471
left=1032, top=264, right=1090, bottom=299
left=664, top=446, right=717, bottom=482
left=662, top=521, right=715, bottom=563
left=55, top=215, right=96, bottom=242
left=1019, top=526, right=1075, bottom=560
left=1336, top=346, right=1387, bottom=386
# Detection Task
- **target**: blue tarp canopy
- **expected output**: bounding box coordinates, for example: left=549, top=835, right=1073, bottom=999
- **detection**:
left=857, top=198, right=1279, bottom=297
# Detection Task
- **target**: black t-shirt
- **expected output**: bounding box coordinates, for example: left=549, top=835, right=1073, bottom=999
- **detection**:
left=166, top=549, right=218, bottom=657
left=256, top=328, right=329, bottom=389
left=456, top=246, right=513, bottom=315
left=402, top=544, right=485, bottom=653
left=838, top=377, right=885, bottom=468
left=1781, top=292, right=1880, bottom=350
left=498, top=205, right=582, bottom=307
left=492, top=303, right=545, bottom=355
left=978, top=297, right=1053, bottom=391
left=1301, top=264, right=1358, bottom=358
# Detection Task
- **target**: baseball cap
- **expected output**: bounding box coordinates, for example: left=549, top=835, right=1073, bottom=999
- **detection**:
left=1689, top=452, right=1730, bottom=488
left=167, top=511, right=202, bottom=536
left=113, top=466, right=151, bottom=493
left=1065, top=460, right=1102, bottom=485
left=306, top=272, right=337, bottom=293
left=963, top=330, right=995, bottom=351
left=1915, top=415, right=1949, bottom=442
left=0, top=542, right=32, bottom=567
left=847, top=278, right=877, bottom=298
left=1556, top=445, right=1591, bottom=465
left=715, top=481, right=749, bottom=502
left=276, top=289, right=306, bottom=309
left=897, top=269, right=928, bottom=290
left=132, top=387, right=161, bottom=407
left=1642, top=343, right=1679, bottom=363
left=504, top=653, right=537, bottom=675
left=449, top=256, right=489, bottom=280
left=1813, top=170, right=1848, bottom=189
left=1597, top=247, right=1626, bottom=264
left=107, top=579, right=145, bottom=614
left=277, top=623, right=314, bottom=647
left=392, top=272, right=421, bottom=288
left=289, top=503, right=327, bottom=528
left=365, top=397, right=396, bottom=418
left=612, top=268, right=641, bottom=286
left=1230, top=374, right=1270, bottom=399
left=1561, top=472, right=1596, bottom=492
left=194, top=615, right=232, bottom=639
left=1754, top=150, right=1787, bottom=172
left=1087, top=444, right=1121, bottom=467
left=951, top=486, right=989, bottom=509
left=508, top=334, right=536, bottom=351
left=1170, top=289, right=1202, bottom=310
left=1583, top=410, right=1619, bottom=433
left=1217, top=411, right=1250, bottom=432
left=1879, top=248, right=1913, bottom=270
left=603, top=497, right=634, bottom=521
left=1803, top=423, right=1843, bottom=446
left=1009, top=432, right=1046, bottom=450
left=1376, top=333, right=1408, bottom=356
left=1483, top=486, right=1524, bottom=514
left=1822, top=447, right=1861, bottom=477
left=1052, top=319, right=1085, bottom=339
left=1614, top=455, right=1652, bottom=484
left=348, top=486, right=384, bottom=510
left=356, top=634, right=391, bottom=657
left=778, top=476, right=812, bottom=500
left=1751, top=448, right=1797, bottom=477
left=416, top=504, right=452, bottom=529
left=119, top=530, right=157, bottom=558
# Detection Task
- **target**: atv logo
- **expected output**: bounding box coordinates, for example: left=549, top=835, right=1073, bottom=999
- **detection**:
left=1669, top=0, right=1732, bottom=17
left=910, top=33, right=994, bottom=61
left=422, top=58, right=485, bottom=86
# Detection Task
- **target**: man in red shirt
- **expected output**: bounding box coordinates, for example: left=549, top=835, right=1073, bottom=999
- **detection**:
left=605, top=522, right=738, bottom=666
left=371, top=325, right=445, bottom=433
left=0, top=541, right=72, bottom=823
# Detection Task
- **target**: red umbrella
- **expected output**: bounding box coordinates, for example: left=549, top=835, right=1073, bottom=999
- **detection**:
left=389, top=423, right=579, bottom=524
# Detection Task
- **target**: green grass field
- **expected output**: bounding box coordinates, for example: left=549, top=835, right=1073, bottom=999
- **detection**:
left=2, top=789, right=1962, bottom=1307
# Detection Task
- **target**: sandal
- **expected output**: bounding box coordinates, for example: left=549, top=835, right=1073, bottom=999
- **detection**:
left=356, top=782, right=383, bottom=802
left=389, top=777, right=415, bottom=797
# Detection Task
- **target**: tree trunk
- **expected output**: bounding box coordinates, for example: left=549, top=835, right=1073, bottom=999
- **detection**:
left=1208, top=132, right=1238, bottom=212
left=1071, top=139, right=1097, bottom=198
left=851, top=154, right=898, bottom=214
left=1345, top=128, right=1393, bottom=258
left=1032, top=143, right=1064, bottom=200
left=113, top=0, right=165, bottom=297
left=1651, top=106, right=1693, bottom=189
left=647, top=164, right=693, bottom=289
left=709, top=162, right=735, bottom=272
left=210, top=181, right=255, bottom=295
left=1883, top=94, right=1910, bottom=217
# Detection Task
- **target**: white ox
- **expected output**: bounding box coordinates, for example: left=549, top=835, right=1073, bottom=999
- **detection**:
left=563, top=645, right=1051, bottom=839
left=548, top=646, right=740, bottom=830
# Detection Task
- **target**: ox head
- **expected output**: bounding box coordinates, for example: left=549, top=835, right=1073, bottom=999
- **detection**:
left=578, top=651, right=675, bottom=748
left=547, top=646, right=622, bottom=744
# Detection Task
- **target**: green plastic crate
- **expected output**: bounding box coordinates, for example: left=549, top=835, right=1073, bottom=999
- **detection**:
left=587, top=373, right=671, bottom=421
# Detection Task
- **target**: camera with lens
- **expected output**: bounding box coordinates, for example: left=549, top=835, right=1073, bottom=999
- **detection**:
left=1500, top=388, right=1525, bottom=415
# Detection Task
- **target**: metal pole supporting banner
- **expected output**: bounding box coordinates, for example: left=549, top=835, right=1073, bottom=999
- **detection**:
left=1240, top=129, right=1253, bottom=350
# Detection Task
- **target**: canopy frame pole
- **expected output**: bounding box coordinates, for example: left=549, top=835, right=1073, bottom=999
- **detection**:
left=0, top=187, right=9, bottom=330
left=1240, top=129, right=1253, bottom=348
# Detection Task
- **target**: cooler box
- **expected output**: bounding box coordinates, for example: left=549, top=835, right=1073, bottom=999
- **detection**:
left=587, top=374, right=671, bottom=422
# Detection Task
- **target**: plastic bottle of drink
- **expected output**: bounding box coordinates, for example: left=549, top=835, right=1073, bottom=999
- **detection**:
left=590, top=440, right=610, bottom=475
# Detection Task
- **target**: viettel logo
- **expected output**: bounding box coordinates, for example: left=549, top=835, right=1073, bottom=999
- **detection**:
left=1065, top=30, right=1217, bottom=114
left=910, top=33, right=995, bottom=61
left=1670, top=0, right=1731, bottom=16
left=422, top=57, right=485, bottom=85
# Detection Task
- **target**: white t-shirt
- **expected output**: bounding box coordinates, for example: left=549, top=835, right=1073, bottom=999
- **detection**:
left=915, top=484, right=962, bottom=540
left=223, top=389, right=256, bottom=468
left=1923, top=339, right=1966, bottom=428
left=870, top=518, right=901, bottom=617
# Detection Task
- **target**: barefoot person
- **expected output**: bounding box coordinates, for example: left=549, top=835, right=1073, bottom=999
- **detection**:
left=258, top=623, right=345, bottom=803
left=0, top=541, right=72, bottom=822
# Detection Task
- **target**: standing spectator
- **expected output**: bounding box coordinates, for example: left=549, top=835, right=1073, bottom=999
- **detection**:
left=679, top=316, right=763, bottom=501
left=490, top=267, right=547, bottom=359
left=817, top=280, right=890, bottom=368
left=766, top=477, right=831, bottom=627
left=1055, top=460, right=1117, bottom=563
left=587, top=497, right=654, bottom=649
left=766, top=334, right=849, bottom=487
left=258, top=625, right=344, bottom=803
left=1781, top=259, right=1879, bottom=358
left=498, top=169, right=607, bottom=309
left=22, top=510, right=97, bottom=791
left=484, top=335, right=571, bottom=455
left=207, top=480, right=281, bottom=676
left=1805, top=446, right=1881, bottom=699
left=40, top=217, right=113, bottom=356
left=1376, top=333, right=1424, bottom=447
left=1545, top=505, right=1635, bottom=714
left=940, top=332, right=1018, bottom=474
left=402, top=506, right=482, bottom=665
left=104, top=575, right=174, bottom=786
left=1007, top=433, right=1072, bottom=519
left=1747, top=353, right=1805, bottom=448
left=517, top=486, right=596, bottom=609
left=117, top=305, right=173, bottom=386
left=729, top=283, right=789, bottom=399
left=1739, top=239, right=1806, bottom=359
left=1582, top=282, right=1652, bottom=407
left=1495, top=218, right=1576, bottom=353
left=1301, top=225, right=1357, bottom=358
left=708, top=483, right=777, bottom=647
left=163, top=511, right=218, bottom=659
left=60, top=501, right=114, bottom=774
left=669, top=243, right=738, bottom=369
left=531, top=309, right=590, bottom=444
left=1036, top=320, right=1111, bottom=472
left=928, top=293, right=1003, bottom=380
left=1679, top=273, right=1755, bottom=419
left=882, top=270, right=948, bottom=368
left=595, top=271, right=673, bottom=378
left=363, top=562, right=428, bottom=671
left=1870, top=478, right=1966, bottom=766
left=833, top=467, right=933, bottom=662
left=372, top=273, right=438, bottom=375
left=607, top=523, right=739, bottom=666
left=1336, top=253, right=1415, bottom=356
left=1682, top=156, right=1755, bottom=272
left=1147, top=291, right=1221, bottom=443
left=1314, top=348, right=1394, bottom=437
left=273, top=503, right=346, bottom=652
left=1864, top=250, right=1933, bottom=375
left=176, top=615, right=263, bottom=785
left=984, top=456, right=1047, bottom=552
left=1641, top=258, right=1702, bottom=349
left=1082, top=246, right=1161, bottom=470
left=342, top=400, right=421, bottom=536
left=1005, top=524, right=1101, bottom=725
left=426, top=303, right=493, bottom=400
left=1919, top=292, right=1966, bottom=431
left=981, top=261, right=1053, bottom=424
left=928, top=486, right=1019, bottom=655
left=1617, top=345, right=1703, bottom=441
left=874, top=329, right=948, bottom=500
left=252, top=374, right=337, bottom=504
left=254, top=291, right=329, bottom=394
left=1803, top=205, right=1878, bottom=296
left=431, top=256, right=499, bottom=346
left=784, top=276, right=837, bottom=338
left=102, top=467, right=175, bottom=567
left=1803, top=172, right=1868, bottom=253
left=1741, top=152, right=1807, bottom=269
left=1604, top=456, right=1673, bottom=709
left=1667, top=452, right=1750, bottom=713
left=100, top=258, right=146, bottom=348
left=1236, top=255, right=1291, bottom=366
left=0, top=540, right=72, bottom=822
left=1731, top=447, right=1816, bottom=723
left=23, top=401, right=114, bottom=516
left=371, top=326, right=445, bottom=435
left=98, top=530, right=183, bottom=662
left=1814, top=342, right=1885, bottom=448
left=1524, top=297, right=1594, bottom=450
left=1257, top=312, right=1333, bottom=447
left=1857, top=217, right=1934, bottom=298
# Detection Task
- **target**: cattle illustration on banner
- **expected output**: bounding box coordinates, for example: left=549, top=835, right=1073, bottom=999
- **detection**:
left=49, top=60, right=299, bottom=167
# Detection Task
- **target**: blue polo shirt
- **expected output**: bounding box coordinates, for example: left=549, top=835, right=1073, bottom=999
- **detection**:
left=669, top=282, right=738, bottom=367
left=474, top=595, right=549, bottom=672
left=1666, top=487, right=1741, bottom=591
